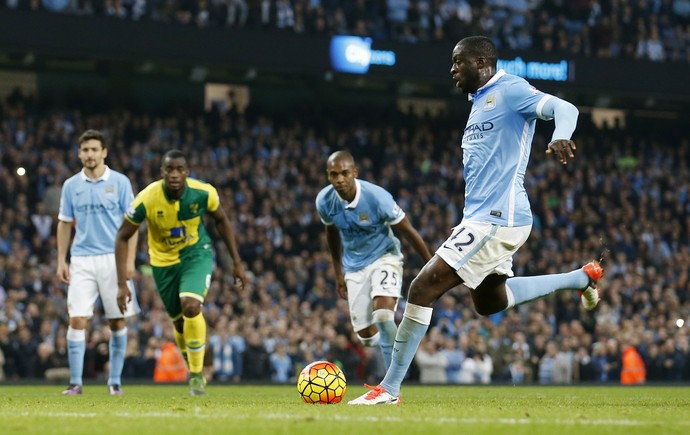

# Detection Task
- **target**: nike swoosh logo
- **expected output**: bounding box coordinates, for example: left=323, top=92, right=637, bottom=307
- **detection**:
left=393, top=340, right=407, bottom=352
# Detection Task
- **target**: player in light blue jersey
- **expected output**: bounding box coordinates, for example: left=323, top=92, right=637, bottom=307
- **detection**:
left=349, top=36, right=605, bottom=405
left=316, top=151, right=432, bottom=374
left=56, top=129, right=140, bottom=396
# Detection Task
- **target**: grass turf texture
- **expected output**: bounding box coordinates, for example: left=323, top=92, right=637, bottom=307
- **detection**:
left=0, top=385, right=688, bottom=435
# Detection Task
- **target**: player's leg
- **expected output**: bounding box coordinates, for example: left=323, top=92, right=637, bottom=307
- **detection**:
left=63, top=256, right=99, bottom=395
left=369, top=255, right=404, bottom=369
left=153, top=264, right=190, bottom=370
left=65, top=316, right=88, bottom=395
left=502, top=263, right=603, bottom=311
left=100, top=254, right=141, bottom=395
left=348, top=256, right=460, bottom=405
left=106, top=318, right=127, bottom=395
left=381, top=257, right=460, bottom=396
left=345, top=268, right=382, bottom=363
left=468, top=225, right=603, bottom=314
left=179, top=254, right=212, bottom=396
left=372, top=297, right=397, bottom=369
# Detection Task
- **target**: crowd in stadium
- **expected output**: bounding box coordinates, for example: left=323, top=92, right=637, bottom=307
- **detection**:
left=0, top=83, right=689, bottom=386
left=3, top=0, right=690, bottom=62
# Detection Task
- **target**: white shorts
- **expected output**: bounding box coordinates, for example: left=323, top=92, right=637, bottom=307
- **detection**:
left=67, top=254, right=140, bottom=319
left=345, top=253, right=403, bottom=332
left=435, top=221, right=531, bottom=290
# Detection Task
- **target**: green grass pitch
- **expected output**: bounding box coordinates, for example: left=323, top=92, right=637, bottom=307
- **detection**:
left=0, top=384, right=688, bottom=434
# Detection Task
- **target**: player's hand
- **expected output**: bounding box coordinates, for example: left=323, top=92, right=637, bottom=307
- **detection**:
left=546, top=139, right=576, bottom=164
left=117, top=283, right=132, bottom=315
left=335, top=277, right=347, bottom=300
left=232, top=263, right=247, bottom=290
left=56, top=261, right=70, bottom=284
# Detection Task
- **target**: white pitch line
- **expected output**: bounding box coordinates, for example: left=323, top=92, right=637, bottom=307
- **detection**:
left=1, top=411, right=686, bottom=427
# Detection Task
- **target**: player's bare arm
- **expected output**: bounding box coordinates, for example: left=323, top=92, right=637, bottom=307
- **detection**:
left=126, top=228, right=138, bottom=279
left=324, top=224, right=347, bottom=299
left=210, top=206, right=247, bottom=289
left=392, top=216, right=433, bottom=263
left=115, top=219, right=139, bottom=314
left=56, top=220, right=73, bottom=284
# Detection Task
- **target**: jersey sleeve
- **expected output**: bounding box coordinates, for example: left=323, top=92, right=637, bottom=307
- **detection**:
left=206, top=184, right=220, bottom=212
left=125, top=193, right=146, bottom=225
left=57, top=179, right=74, bottom=222
left=378, top=189, right=405, bottom=225
left=315, top=191, right=333, bottom=225
left=119, top=176, right=135, bottom=213
left=505, top=80, right=554, bottom=121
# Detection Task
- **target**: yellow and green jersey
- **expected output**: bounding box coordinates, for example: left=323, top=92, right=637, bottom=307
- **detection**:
left=125, top=178, right=219, bottom=267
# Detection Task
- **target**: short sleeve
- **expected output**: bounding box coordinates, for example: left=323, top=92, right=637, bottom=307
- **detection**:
left=120, top=176, right=135, bottom=213
left=57, top=180, right=73, bottom=222
left=378, top=190, right=405, bottom=225
left=315, top=194, right=333, bottom=225
left=505, top=80, right=554, bottom=121
left=206, top=184, right=220, bottom=212
left=125, top=195, right=146, bottom=225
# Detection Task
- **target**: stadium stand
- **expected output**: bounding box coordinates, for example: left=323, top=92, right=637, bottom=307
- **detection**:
left=0, top=88, right=689, bottom=384
left=2, top=0, right=689, bottom=62
left=0, top=1, right=689, bottom=386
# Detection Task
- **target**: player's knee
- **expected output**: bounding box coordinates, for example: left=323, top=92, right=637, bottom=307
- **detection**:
left=474, top=301, right=500, bottom=316
left=180, top=298, right=202, bottom=318
left=357, top=331, right=380, bottom=347
left=408, top=276, right=431, bottom=305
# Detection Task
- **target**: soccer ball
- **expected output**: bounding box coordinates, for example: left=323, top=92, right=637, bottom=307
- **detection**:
left=297, top=360, right=347, bottom=404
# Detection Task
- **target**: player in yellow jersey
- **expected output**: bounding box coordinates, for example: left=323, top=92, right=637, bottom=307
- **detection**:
left=114, top=149, right=246, bottom=395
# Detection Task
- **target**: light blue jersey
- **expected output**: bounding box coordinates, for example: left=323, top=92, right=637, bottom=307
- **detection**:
left=58, top=166, right=134, bottom=256
left=462, top=70, right=555, bottom=227
left=316, top=179, right=405, bottom=273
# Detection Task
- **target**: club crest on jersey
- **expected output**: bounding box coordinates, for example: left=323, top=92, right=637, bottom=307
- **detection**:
left=484, top=93, right=496, bottom=111
left=358, top=212, right=371, bottom=224
left=189, top=203, right=199, bottom=214
left=105, top=185, right=115, bottom=194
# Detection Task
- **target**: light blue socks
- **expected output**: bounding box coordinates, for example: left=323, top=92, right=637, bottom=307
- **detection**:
left=505, top=269, right=589, bottom=308
left=67, top=327, right=86, bottom=386
left=374, top=309, right=398, bottom=369
left=381, top=304, right=433, bottom=397
left=108, top=327, right=128, bottom=386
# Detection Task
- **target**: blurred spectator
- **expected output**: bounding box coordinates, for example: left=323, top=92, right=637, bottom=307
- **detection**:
left=269, top=342, right=293, bottom=383
left=620, top=339, right=646, bottom=385
left=242, top=330, right=270, bottom=380
left=153, top=340, right=188, bottom=382
left=208, top=317, right=245, bottom=382
left=440, top=336, right=464, bottom=383
left=538, top=340, right=558, bottom=384
left=415, top=336, right=448, bottom=384
left=8, top=0, right=690, bottom=63
left=458, top=344, right=493, bottom=384
left=327, top=333, right=361, bottom=382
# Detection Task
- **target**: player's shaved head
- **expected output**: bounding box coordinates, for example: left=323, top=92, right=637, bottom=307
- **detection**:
left=457, top=36, right=497, bottom=68
left=325, top=150, right=358, bottom=200
left=327, top=150, right=355, bottom=167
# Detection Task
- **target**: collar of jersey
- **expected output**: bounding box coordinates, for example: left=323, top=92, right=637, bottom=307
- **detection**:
left=468, top=69, right=506, bottom=101
left=162, top=180, right=188, bottom=202
left=339, top=179, right=362, bottom=209
left=80, top=165, right=111, bottom=183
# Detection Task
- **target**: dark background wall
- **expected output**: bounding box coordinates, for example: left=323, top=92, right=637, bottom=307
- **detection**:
left=1, top=10, right=688, bottom=114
